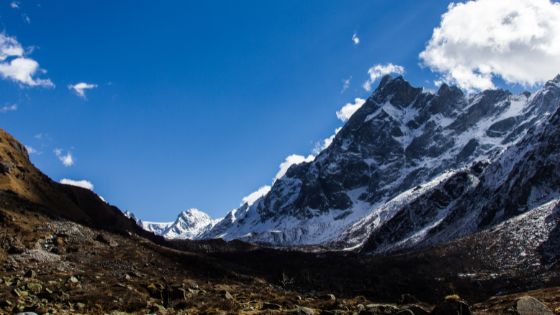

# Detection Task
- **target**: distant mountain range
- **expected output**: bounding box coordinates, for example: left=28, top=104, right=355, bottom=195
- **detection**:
left=135, top=208, right=218, bottom=239
left=133, top=75, right=560, bottom=258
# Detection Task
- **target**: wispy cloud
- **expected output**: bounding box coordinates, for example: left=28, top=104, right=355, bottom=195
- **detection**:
left=336, top=98, right=366, bottom=122
left=0, top=33, right=53, bottom=87
left=352, top=33, right=360, bottom=45
left=54, top=148, right=74, bottom=167
left=275, top=154, right=314, bottom=181
left=362, top=63, right=405, bottom=91
left=24, top=145, right=38, bottom=155
left=420, top=0, right=560, bottom=90
left=10, top=1, right=19, bottom=9
left=241, top=185, right=271, bottom=206
left=313, top=127, right=342, bottom=154
left=341, top=76, right=351, bottom=93
left=60, top=178, right=94, bottom=190
left=68, top=82, right=97, bottom=98
left=22, top=14, right=31, bottom=24
left=0, top=104, right=17, bottom=113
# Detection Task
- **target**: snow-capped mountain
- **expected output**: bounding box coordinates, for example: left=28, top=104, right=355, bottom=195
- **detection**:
left=201, top=74, right=560, bottom=250
left=137, top=208, right=217, bottom=240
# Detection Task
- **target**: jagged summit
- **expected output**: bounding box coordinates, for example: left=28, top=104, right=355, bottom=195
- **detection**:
left=195, top=74, right=560, bottom=249
left=373, top=75, right=423, bottom=107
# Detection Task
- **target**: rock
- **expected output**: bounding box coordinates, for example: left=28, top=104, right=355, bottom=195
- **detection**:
left=513, top=296, right=554, bottom=315
left=431, top=299, right=471, bottom=315
left=397, top=310, right=414, bottom=315
left=0, top=161, right=12, bottom=175
left=95, top=234, right=118, bottom=247
left=296, top=306, right=315, bottom=315
left=321, top=294, right=336, bottom=302
left=185, top=280, right=199, bottom=289
left=356, top=304, right=366, bottom=312
left=262, top=302, right=282, bottom=310
left=68, top=276, right=79, bottom=284
left=23, top=270, right=36, bottom=278
left=223, top=290, right=234, bottom=300
left=15, top=312, right=38, bottom=315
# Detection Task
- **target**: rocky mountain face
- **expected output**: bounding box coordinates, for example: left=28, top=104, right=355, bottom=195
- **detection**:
left=0, top=129, right=147, bottom=237
left=137, top=208, right=217, bottom=240
left=199, top=75, right=560, bottom=251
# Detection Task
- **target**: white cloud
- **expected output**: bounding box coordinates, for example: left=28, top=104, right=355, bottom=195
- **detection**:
left=0, top=34, right=24, bottom=61
left=341, top=76, right=351, bottom=93
left=241, top=185, right=271, bottom=206
left=313, top=127, right=342, bottom=154
left=275, top=154, right=314, bottom=180
left=0, top=104, right=17, bottom=113
left=336, top=98, right=366, bottom=122
left=60, top=178, right=94, bottom=190
left=0, top=58, right=53, bottom=87
left=68, top=82, right=97, bottom=98
left=54, top=148, right=74, bottom=167
left=10, top=1, right=19, bottom=9
left=0, top=33, right=53, bottom=87
left=362, top=63, right=405, bottom=91
left=352, top=33, right=360, bottom=45
left=24, top=145, right=37, bottom=154
left=420, top=0, right=560, bottom=91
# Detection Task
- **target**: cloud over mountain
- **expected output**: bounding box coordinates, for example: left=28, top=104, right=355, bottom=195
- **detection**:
left=420, top=0, right=560, bottom=90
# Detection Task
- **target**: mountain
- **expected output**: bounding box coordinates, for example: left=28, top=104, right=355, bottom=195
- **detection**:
left=357, top=75, right=560, bottom=254
left=0, top=129, right=150, bottom=236
left=0, top=99, right=558, bottom=314
left=137, top=208, right=217, bottom=239
left=201, top=74, right=560, bottom=250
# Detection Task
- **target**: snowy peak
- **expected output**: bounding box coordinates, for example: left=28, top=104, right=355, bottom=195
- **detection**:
left=177, top=208, right=212, bottom=224
left=202, top=74, right=560, bottom=248
left=374, top=75, right=423, bottom=107
left=137, top=208, right=217, bottom=240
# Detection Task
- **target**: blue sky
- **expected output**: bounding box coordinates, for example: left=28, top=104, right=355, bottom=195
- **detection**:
left=1, top=0, right=559, bottom=221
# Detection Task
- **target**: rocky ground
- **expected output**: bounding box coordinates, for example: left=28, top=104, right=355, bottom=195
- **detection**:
left=0, top=195, right=559, bottom=315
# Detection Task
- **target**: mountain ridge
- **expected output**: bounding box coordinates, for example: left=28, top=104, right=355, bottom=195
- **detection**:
left=194, top=74, right=560, bottom=249
left=131, top=74, right=560, bottom=262
left=137, top=208, right=217, bottom=239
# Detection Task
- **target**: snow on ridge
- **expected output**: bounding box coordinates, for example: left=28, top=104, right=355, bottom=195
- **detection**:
left=199, top=76, right=560, bottom=249
left=136, top=208, right=217, bottom=240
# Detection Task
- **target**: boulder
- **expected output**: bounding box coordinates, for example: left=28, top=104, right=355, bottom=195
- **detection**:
left=512, top=296, right=553, bottom=315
